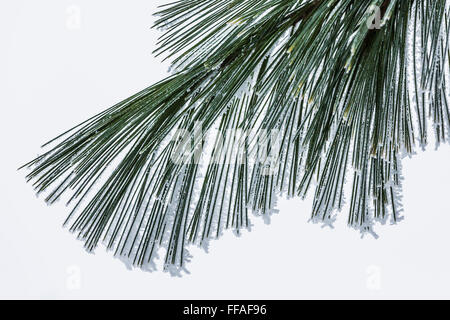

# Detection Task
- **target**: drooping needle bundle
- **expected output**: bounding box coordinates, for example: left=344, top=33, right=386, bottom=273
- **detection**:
left=23, top=0, right=450, bottom=273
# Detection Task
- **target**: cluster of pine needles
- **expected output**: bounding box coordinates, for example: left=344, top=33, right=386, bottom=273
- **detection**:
left=22, top=0, right=450, bottom=273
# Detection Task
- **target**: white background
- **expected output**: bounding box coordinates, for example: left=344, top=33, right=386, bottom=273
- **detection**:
left=1, top=0, right=450, bottom=299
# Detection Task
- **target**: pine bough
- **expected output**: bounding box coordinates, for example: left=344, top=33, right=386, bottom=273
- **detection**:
left=22, top=0, right=450, bottom=274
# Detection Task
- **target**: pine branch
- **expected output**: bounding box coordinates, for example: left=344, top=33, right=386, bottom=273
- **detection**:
left=22, top=0, right=450, bottom=274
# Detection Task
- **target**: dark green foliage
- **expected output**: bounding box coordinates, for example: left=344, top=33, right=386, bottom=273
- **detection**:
left=22, top=0, right=450, bottom=273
